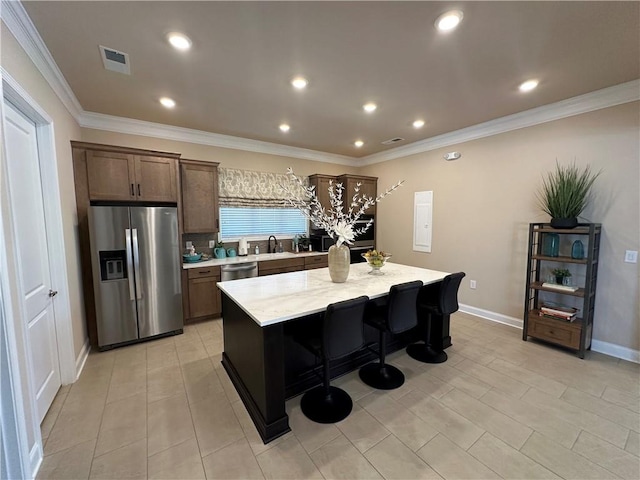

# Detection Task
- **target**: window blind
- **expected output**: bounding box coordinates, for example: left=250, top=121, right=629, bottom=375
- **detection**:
left=220, top=207, right=307, bottom=239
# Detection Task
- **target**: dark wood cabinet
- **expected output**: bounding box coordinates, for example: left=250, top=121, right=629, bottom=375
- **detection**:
left=180, top=159, right=220, bottom=234
left=186, top=266, right=221, bottom=320
left=523, top=223, right=601, bottom=358
left=134, top=155, right=178, bottom=202
left=309, top=173, right=378, bottom=219
left=304, top=255, right=328, bottom=270
left=259, top=257, right=305, bottom=276
left=308, top=174, right=336, bottom=213
left=86, top=150, right=135, bottom=201
left=337, top=174, right=378, bottom=215
left=85, top=147, right=178, bottom=203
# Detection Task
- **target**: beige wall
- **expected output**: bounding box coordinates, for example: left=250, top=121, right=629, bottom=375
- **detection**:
left=366, top=102, right=640, bottom=352
left=2, top=24, right=86, bottom=358
left=80, top=129, right=359, bottom=178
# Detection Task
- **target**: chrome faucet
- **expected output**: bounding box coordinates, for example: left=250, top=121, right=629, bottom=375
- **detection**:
left=268, top=235, right=277, bottom=253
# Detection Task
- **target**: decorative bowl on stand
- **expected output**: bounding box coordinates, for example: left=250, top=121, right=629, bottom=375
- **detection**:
left=362, top=251, right=391, bottom=275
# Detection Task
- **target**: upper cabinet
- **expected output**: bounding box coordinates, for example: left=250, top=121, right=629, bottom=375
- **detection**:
left=337, top=174, right=378, bottom=215
left=308, top=174, right=336, bottom=213
left=180, top=159, right=220, bottom=234
left=81, top=144, right=179, bottom=203
left=308, top=174, right=378, bottom=216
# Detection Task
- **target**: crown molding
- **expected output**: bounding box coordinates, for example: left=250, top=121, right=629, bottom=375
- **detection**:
left=79, top=111, right=356, bottom=166
left=4, top=0, right=638, bottom=166
left=360, top=79, right=640, bottom=166
left=1, top=0, right=83, bottom=119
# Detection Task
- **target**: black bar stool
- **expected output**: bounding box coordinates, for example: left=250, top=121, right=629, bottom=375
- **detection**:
left=359, top=281, right=423, bottom=390
left=294, top=296, right=369, bottom=423
left=407, top=272, right=465, bottom=364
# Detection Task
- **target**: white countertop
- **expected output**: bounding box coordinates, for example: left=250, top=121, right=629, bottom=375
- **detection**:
left=182, top=250, right=327, bottom=269
left=217, top=262, right=449, bottom=327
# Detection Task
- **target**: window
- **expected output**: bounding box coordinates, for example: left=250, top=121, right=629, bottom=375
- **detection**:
left=220, top=207, right=307, bottom=239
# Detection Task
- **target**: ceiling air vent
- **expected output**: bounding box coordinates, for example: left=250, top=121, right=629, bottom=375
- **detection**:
left=381, top=137, right=405, bottom=145
left=99, top=45, right=131, bottom=75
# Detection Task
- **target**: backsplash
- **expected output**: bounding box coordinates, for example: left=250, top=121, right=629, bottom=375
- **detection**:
left=182, top=233, right=294, bottom=256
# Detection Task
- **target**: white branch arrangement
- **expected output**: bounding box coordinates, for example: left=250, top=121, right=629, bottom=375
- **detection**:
left=280, top=168, right=404, bottom=247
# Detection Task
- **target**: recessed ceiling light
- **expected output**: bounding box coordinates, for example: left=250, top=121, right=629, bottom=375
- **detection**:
left=354, top=140, right=364, bottom=148
left=435, top=10, right=463, bottom=32
left=159, top=97, right=176, bottom=108
left=363, top=103, right=377, bottom=113
left=279, top=124, right=290, bottom=132
left=413, top=119, right=425, bottom=128
left=519, top=79, right=539, bottom=92
left=291, top=77, right=308, bottom=89
left=167, top=32, right=192, bottom=51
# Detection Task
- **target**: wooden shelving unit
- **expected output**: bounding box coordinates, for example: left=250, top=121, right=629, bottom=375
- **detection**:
left=523, top=223, right=601, bottom=358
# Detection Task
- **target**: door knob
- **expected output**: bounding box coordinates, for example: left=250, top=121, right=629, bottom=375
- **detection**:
left=48, top=289, right=58, bottom=298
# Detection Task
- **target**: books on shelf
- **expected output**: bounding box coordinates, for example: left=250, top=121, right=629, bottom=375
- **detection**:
left=541, top=282, right=579, bottom=292
left=539, top=303, right=579, bottom=322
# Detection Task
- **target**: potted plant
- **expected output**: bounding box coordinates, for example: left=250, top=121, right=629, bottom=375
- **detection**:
left=551, top=268, right=572, bottom=285
left=537, top=161, right=601, bottom=229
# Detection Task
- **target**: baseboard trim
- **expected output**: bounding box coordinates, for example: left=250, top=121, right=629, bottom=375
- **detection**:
left=459, top=303, right=523, bottom=329
left=459, top=303, right=639, bottom=364
left=29, top=442, right=42, bottom=480
left=74, top=338, right=91, bottom=382
left=591, top=340, right=640, bottom=364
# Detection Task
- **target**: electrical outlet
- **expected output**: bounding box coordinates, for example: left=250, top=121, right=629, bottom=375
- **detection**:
left=209, top=240, right=216, bottom=248
left=186, top=241, right=193, bottom=249
left=624, top=250, right=638, bottom=263
left=470, top=280, right=477, bottom=289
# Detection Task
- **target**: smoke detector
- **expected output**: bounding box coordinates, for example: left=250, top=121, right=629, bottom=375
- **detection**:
left=99, top=45, right=131, bottom=75
left=381, top=137, right=405, bottom=145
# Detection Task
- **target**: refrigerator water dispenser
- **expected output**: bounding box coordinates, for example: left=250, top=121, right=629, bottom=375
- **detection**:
left=99, top=250, right=128, bottom=281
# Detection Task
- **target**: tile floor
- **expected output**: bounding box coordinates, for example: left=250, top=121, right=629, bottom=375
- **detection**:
left=38, top=312, right=640, bottom=479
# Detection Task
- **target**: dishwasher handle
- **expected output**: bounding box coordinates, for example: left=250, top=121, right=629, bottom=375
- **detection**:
left=221, top=264, right=257, bottom=272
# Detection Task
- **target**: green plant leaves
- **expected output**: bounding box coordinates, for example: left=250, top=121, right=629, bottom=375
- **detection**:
left=537, top=161, right=601, bottom=219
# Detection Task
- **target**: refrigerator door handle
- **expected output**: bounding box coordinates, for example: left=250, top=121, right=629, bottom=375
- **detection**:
left=131, top=228, right=142, bottom=299
left=125, top=229, right=136, bottom=301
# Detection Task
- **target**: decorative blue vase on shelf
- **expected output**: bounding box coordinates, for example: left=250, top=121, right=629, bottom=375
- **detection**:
left=543, top=233, right=559, bottom=257
left=571, top=240, right=584, bottom=259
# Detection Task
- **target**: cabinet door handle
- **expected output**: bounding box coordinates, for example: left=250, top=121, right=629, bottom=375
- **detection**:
left=137, top=184, right=141, bottom=196
left=131, top=183, right=135, bottom=196
left=198, top=270, right=211, bottom=274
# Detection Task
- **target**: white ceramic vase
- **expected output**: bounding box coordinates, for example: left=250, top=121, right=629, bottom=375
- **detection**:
left=328, top=244, right=350, bottom=283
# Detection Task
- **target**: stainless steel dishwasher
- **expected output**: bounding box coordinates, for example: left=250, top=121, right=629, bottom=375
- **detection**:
left=220, top=261, right=258, bottom=281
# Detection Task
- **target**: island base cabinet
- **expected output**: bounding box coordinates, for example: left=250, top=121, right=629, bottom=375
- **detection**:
left=220, top=293, right=290, bottom=444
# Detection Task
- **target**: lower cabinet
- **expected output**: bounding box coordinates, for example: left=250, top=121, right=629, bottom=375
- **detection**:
left=186, top=266, right=221, bottom=321
left=183, top=255, right=329, bottom=322
left=304, top=255, right=328, bottom=270
left=259, top=257, right=305, bottom=276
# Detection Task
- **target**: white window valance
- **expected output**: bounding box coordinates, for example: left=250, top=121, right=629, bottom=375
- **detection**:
left=218, top=167, right=307, bottom=208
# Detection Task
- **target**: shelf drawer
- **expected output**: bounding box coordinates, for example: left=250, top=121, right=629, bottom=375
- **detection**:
left=527, top=315, right=581, bottom=350
left=187, top=266, right=220, bottom=279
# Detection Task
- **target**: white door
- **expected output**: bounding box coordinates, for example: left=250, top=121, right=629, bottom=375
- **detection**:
left=4, top=101, right=61, bottom=423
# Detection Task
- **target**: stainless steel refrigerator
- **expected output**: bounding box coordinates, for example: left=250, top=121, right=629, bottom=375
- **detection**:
left=89, top=205, right=183, bottom=349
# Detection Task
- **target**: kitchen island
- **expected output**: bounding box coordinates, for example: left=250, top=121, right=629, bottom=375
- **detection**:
left=217, top=262, right=449, bottom=443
